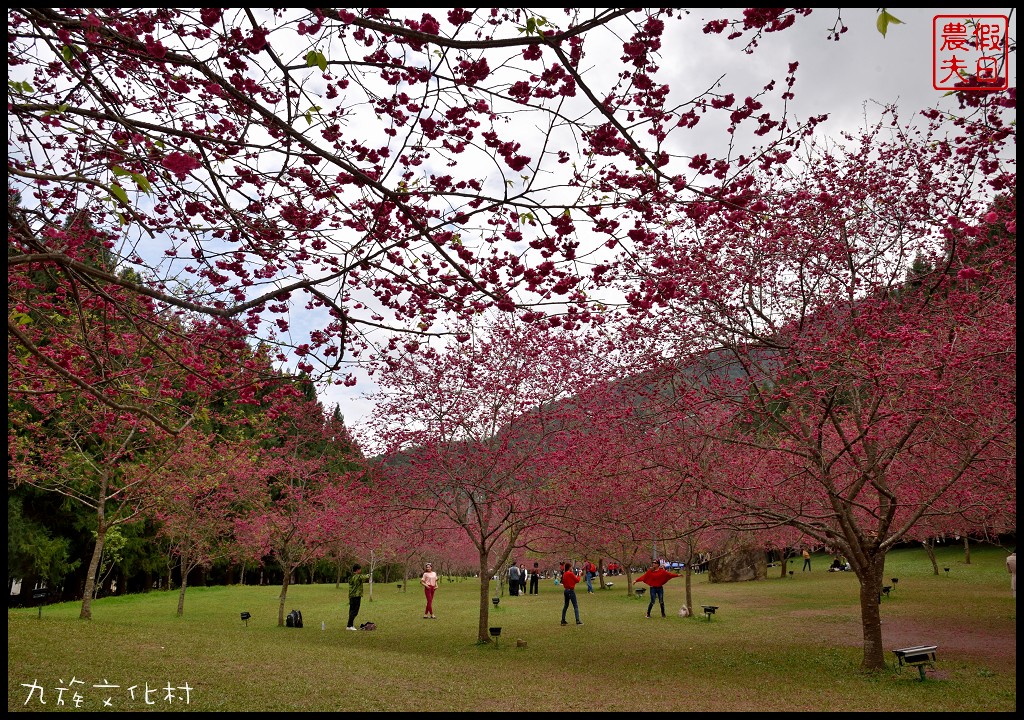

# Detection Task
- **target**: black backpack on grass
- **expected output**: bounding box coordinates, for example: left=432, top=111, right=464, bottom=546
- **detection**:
left=286, top=609, right=303, bottom=628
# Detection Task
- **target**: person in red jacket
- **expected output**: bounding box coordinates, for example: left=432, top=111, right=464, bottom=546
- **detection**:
left=584, top=559, right=597, bottom=593
left=633, top=559, right=681, bottom=618
left=559, top=562, right=584, bottom=625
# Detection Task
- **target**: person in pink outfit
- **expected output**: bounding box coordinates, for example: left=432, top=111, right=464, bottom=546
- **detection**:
left=633, top=559, right=681, bottom=618
left=420, top=562, right=439, bottom=619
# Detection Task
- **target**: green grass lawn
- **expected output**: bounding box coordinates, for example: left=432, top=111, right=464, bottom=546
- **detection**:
left=7, top=544, right=1015, bottom=712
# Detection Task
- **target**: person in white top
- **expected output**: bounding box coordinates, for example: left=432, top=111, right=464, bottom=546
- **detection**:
left=420, top=563, right=439, bottom=619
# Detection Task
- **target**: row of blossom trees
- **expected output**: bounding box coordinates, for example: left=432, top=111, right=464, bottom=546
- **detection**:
left=8, top=8, right=1014, bottom=670
left=9, top=131, right=1014, bottom=661
left=362, top=110, right=1015, bottom=665
left=6, top=205, right=375, bottom=621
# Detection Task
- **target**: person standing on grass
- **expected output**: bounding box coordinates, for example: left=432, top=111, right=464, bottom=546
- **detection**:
left=346, top=564, right=367, bottom=630
left=529, top=562, right=540, bottom=595
left=519, top=563, right=528, bottom=596
left=560, top=562, right=584, bottom=625
left=633, top=559, right=681, bottom=618
left=420, top=562, right=439, bottom=619
left=802, top=548, right=812, bottom=572
left=584, top=559, right=597, bottom=593
left=507, top=562, right=521, bottom=596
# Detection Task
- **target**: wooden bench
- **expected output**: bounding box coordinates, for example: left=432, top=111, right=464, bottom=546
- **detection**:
left=892, top=645, right=937, bottom=681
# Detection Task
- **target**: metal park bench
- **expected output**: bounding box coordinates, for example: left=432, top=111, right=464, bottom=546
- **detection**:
left=892, top=645, right=937, bottom=681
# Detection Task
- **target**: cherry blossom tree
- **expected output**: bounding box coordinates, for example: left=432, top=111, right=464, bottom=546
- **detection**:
left=899, top=443, right=1017, bottom=574
left=150, top=429, right=261, bottom=616
left=620, top=106, right=1015, bottom=670
left=9, top=396, right=175, bottom=619
left=8, top=303, right=277, bottom=618
left=7, top=201, right=281, bottom=434
left=8, top=202, right=297, bottom=617
left=8, top=8, right=826, bottom=406
left=344, top=503, right=425, bottom=597
left=366, top=316, right=613, bottom=643
left=532, top=388, right=668, bottom=595
left=234, top=395, right=367, bottom=626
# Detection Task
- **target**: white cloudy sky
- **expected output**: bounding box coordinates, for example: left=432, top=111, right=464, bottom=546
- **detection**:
left=317, top=8, right=1017, bottom=435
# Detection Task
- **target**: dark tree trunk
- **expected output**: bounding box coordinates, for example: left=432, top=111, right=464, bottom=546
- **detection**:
left=80, top=524, right=107, bottom=620
left=476, top=552, right=494, bottom=645
left=278, top=570, right=293, bottom=626
left=854, top=555, right=888, bottom=670
left=922, top=537, right=939, bottom=575
left=176, top=554, right=191, bottom=617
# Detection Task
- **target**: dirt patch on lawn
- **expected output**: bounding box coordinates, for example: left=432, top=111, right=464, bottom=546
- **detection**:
left=792, top=608, right=1016, bottom=674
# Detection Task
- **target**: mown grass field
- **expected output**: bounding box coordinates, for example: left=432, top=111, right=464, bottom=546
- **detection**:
left=7, top=544, right=1015, bottom=712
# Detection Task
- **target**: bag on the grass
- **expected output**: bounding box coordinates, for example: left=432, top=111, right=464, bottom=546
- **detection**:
left=286, top=609, right=303, bottom=628
left=359, top=621, right=377, bottom=631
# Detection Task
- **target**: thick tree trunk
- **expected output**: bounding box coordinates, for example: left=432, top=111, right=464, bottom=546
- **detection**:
left=922, top=538, right=939, bottom=574
left=79, top=525, right=107, bottom=620
left=477, top=553, right=493, bottom=644
left=176, top=571, right=190, bottom=617
left=278, top=571, right=292, bottom=626
left=855, top=556, right=887, bottom=670
left=962, top=536, right=971, bottom=565
left=176, top=551, right=191, bottom=617
left=780, top=548, right=792, bottom=579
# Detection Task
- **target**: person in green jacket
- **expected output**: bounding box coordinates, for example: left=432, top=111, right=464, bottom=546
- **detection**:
left=346, top=564, right=367, bottom=630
